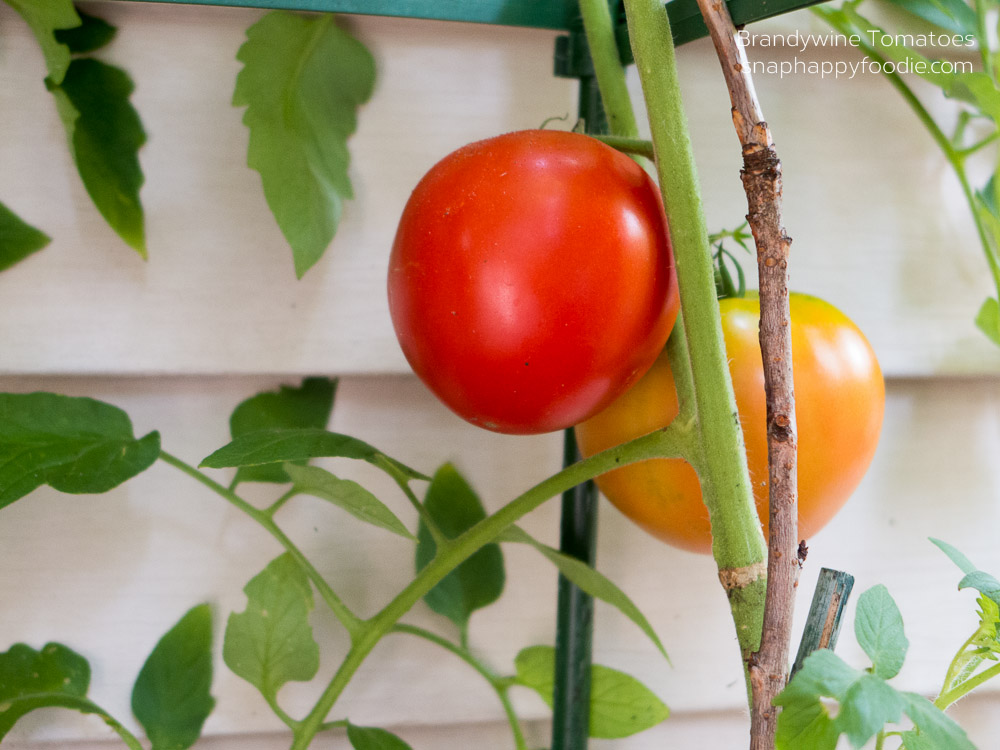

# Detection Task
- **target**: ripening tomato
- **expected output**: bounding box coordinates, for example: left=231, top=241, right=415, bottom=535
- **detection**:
left=387, top=130, right=679, bottom=434
left=575, top=293, right=885, bottom=553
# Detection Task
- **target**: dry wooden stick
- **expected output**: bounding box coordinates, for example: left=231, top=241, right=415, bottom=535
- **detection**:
left=691, top=3, right=799, bottom=748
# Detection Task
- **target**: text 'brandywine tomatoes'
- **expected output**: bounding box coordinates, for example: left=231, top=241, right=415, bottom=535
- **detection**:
left=576, top=293, right=885, bottom=553
left=388, top=130, right=679, bottom=434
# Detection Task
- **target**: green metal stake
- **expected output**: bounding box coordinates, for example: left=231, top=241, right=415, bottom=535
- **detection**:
left=550, top=14, right=617, bottom=748
left=552, top=430, right=599, bottom=750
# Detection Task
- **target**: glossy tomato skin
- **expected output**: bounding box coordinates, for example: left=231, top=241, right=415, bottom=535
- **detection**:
left=575, top=293, right=885, bottom=553
left=388, top=130, right=679, bottom=434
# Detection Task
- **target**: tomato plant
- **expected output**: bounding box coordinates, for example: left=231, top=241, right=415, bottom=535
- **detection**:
left=576, top=292, right=885, bottom=553
left=387, top=129, right=679, bottom=434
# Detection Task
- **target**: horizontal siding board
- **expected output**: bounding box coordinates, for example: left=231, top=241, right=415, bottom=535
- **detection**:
left=0, top=5, right=997, bottom=376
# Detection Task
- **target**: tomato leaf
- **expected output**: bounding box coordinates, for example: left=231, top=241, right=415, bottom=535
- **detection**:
left=131, top=604, right=215, bottom=750
left=839, top=674, right=905, bottom=747
left=0, top=200, right=50, bottom=271
left=47, top=58, right=147, bottom=256
left=931, top=537, right=979, bottom=575
left=498, top=526, right=666, bottom=658
left=958, top=571, right=1000, bottom=608
left=415, top=464, right=505, bottom=630
left=286, top=463, right=415, bottom=539
left=974, top=297, right=1000, bottom=347
left=233, top=11, right=376, bottom=278
left=202, top=427, right=426, bottom=481
left=223, top=554, right=319, bottom=702
left=900, top=692, right=976, bottom=749
left=775, top=650, right=890, bottom=750
left=931, top=539, right=1000, bottom=608
left=229, top=377, right=337, bottom=485
left=0, top=392, right=160, bottom=510
left=888, top=0, right=978, bottom=37
left=54, top=8, right=115, bottom=54
left=0, top=642, right=141, bottom=749
left=346, top=723, right=414, bottom=749
left=3, top=0, right=80, bottom=84
left=855, top=585, right=909, bottom=680
left=513, top=645, right=669, bottom=738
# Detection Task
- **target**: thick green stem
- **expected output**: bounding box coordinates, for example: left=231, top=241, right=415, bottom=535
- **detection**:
left=391, top=624, right=529, bottom=750
left=623, top=0, right=767, bottom=664
left=286, top=424, right=691, bottom=749
left=157, top=451, right=365, bottom=640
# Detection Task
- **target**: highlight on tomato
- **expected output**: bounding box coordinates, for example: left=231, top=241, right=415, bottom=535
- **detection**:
left=575, top=292, right=885, bottom=554
left=387, top=129, right=680, bottom=435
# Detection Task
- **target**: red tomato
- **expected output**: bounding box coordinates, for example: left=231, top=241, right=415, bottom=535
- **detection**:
left=575, top=293, right=885, bottom=553
left=387, top=130, right=679, bottom=434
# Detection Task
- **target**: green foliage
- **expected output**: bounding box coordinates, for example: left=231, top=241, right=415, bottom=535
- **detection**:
left=131, top=604, right=215, bottom=750
left=0, top=200, right=50, bottom=271
left=0, top=642, right=141, bottom=749
left=54, top=9, right=116, bottom=53
left=709, top=222, right=751, bottom=299
left=223, top=554, right=320, bottom=702
left=3, top=0, right=79, bottom=84
left=499, top=525, right=667, bottom=657
left=890, top=0, right=976, bottom=36
left=514, top=645, right=669, bottom=739
left=0, top=391, right=160, bottom=510
left=415, top=463, right=505, bottom=631
left=49, top=57, right=147, bottom=255
left=7, top=1, right=147, bottom=257
left=974, top=298, right=1000, bottom=346
left=229, top=377, right=337, bottom=485
left=287, top=463, right=415, bottom=539
left=346, top=722, right=414, bottom=749
left=815, top=0, right=1000, bottom=348
left=775, top=645, right=972, bottom=749
left=233, top=11, right=376, bottom=277
left=854, top=584, right=909, bottom=680
left=776, top=572, right=997, bottom=750
left=931, top=539, right=1000, bottom=705
left=201, top=427, right=426, bottom=481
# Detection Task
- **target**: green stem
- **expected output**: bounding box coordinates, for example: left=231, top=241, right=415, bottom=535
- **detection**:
left=665, top=311, right=698, bottom=430
left=623, top=0, right=767, bottom=664
left=579, top=0, right=639, bottom=138
left=391, top=624, right=529, bottom=750
left=874, top=729, right=886, bottom=750
left=935, top=661, right=1000, bottom=709
left=267, top=694, right=300, bottom=731
left=265, top=487, right=298, bottom=517
left=157, top=451, right=365, bottom=640
left=939, top=631, right=981, bottom=696
left=286, top=424, right=692, bottom=750
left=591, top=134, right=655, bottom=159
left=381, top=459, right=448, bottom=546
left=955, top=130, right=999, bottom=158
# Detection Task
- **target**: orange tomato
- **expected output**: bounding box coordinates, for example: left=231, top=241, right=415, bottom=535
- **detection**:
left=575, top=293, right=885, bottom=554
